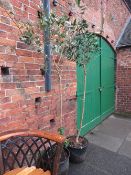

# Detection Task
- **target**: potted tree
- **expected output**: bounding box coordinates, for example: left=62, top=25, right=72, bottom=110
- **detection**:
left=37, top=11, right=72, bottom=175
left=63, top=19, right=100, bottom=163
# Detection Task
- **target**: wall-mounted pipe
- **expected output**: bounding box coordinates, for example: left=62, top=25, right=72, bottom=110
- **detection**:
left=41, top=0, right=51, bottom=92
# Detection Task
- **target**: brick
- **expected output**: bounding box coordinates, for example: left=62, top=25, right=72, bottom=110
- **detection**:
left=6, top=121, right=27, bottom=129
left=1, top=102, right=18, bottom=110
left=1, top=83, right=16, bottom=89
left=25, top=63, right=40, bottom=69
left=25, top=87, right=40, bottom=94
left=0, top=90, right=5, bottom=98
left=0, top=54, right=17, bottom=62
left=13, top=6, right=28, bottom=18
left=10, top=0, right=22, bottom=8
left=16, top=49, right=33, bottom=57
left=7, top=31, right=19, bottom=40
left=1, top=75, right=12, bottom=83
left=5, top=46, right=16, bottom=54
left=11, top=69, right=27, bottom=75
left=0, top=16, right=10, bottom=25
left=30, top=1, right=39, bottom=9
left=6, top=89, right=19, bottom=96
left=27, top=6, right=37, bottom=15
left=0, top=38, right=16, bottom=47
left=21, top=82, right=36, bottom=88
left=20, top=0, right=29, bottom=5
left=18, top=56, right=34, bottom=63
left=0, top=45, right=6, bottom=53
left=17, top=42, right=32, bottom=50
left=11, top=95, right=24, bottom=102
left=0, top=30, right=7, bottom=38
left=0, top=117, right=11, bottom=125
left=1, top=97, right=11, bottom=103
left=36, top=81, right=44, bottom=87
left=32, top=52, right=43, bottom=58
left=30, top=0, right=41, bottom=6
left=29, top=14, right=38, bottom=21
left=27, top=69, right=40, bottom=75
left=0, top=23, right=13, bottom=33
left=35, top=58, right=44, bottom=64
left=13, top=63, right=25, bottom=69
left=13, top=75, right=29, bottom=82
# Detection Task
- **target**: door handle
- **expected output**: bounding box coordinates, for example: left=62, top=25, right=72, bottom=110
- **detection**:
left=99, top=87, right=103, bottom=92
left=99, top=87, right=102, bottom=92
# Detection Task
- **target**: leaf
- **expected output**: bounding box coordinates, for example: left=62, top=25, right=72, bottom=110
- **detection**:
left=64, top=139, right=70, bottom=148
left=73, top=19, right=77, bottom=26
left=58, top=127, right=65, bottom=135
left=75, top=0, right=81, bottom=6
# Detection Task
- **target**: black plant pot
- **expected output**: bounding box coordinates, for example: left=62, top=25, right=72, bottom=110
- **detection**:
left=37, top=145, right=70, bottom=175
left=67, top=136, right=88, bottom=163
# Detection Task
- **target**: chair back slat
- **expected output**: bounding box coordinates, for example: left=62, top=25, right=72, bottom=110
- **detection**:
left=1, top=136, right=56, bottom=174
left=0, top=130, right=65, bottom=175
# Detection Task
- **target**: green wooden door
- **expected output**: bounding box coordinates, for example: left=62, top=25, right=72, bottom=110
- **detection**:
left=101, top=38, right=115, bottom=119
left=77, top=36, right=115, bottom=136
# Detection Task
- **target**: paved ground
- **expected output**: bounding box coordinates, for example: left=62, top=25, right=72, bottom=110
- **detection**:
left=69, top=143, right=131, bottom=175
left=86, top=114, right=131, bottom=158
left=69, top=114, right=131, bottom=175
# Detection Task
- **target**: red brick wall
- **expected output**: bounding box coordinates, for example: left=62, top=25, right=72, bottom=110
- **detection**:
left=0, top=0, right=130, bottom=135
left=0, top=0, right=77, bottom=134
left=116, top=48, right=131, bottom=113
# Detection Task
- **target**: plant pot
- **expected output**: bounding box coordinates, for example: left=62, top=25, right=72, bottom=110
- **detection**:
left=67, top=135, right=88, bottom=163
left=37, top=145, right=70, bottom=175
left=58, top=148, right=70, bottom=175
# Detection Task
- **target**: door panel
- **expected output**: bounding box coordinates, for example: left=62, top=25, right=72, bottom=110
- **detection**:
left=77, top=36, right=115, bottom=136
left=77, top=38, right=101, bottom=136
left=101, top=38, right=115, bottom=120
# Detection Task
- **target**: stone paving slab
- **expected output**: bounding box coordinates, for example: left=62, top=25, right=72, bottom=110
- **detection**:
left=86, top=114, right=131, bottom=158
left=69, top=143, right=131, bottom=175
left=119, top=141, right=131, bottom=159
left=93, top=115, right=131, bottom=139
left=85, top=131, right=123, bottom=152
left=126, top=132, right=131, bottom=141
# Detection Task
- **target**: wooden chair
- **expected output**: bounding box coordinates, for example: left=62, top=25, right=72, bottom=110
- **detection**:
left=0, top=130, right=65, bottom=175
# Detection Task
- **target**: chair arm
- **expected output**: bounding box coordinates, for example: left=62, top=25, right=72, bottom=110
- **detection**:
left=0, top=129, right=66, bottom=144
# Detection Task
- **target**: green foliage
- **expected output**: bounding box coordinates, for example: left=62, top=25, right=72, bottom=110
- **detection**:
left=66, top=33, right=99, bottom=67
left=18, top=6, right=100, bottom=140
left=58, top=128, right=70, bottom=148
left=20, top=30, right=33, bottom=45
left=62, top=20, right=100, bottom=68
left=37, top=12, right=100, bottom=67
left=58, top=127, right=65, bottom=135
left=64, top=139, right=70, bottom=148
left=75, top=0, right=81, bottom=6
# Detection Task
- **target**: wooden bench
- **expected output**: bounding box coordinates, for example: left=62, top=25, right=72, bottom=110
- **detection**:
left=0, top=130, right=65, bottom=175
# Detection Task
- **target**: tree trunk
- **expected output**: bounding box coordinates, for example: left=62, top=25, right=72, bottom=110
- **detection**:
left=76, top=65, right=87, bottom=143
left=59, top=74, right=63, bottom=128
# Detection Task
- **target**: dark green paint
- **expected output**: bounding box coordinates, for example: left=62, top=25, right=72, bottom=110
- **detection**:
left=77, top=36, right=115, bottom=136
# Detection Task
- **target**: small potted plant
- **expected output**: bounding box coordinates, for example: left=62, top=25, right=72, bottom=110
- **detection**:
left=38, top=11, right=71, bottom=175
